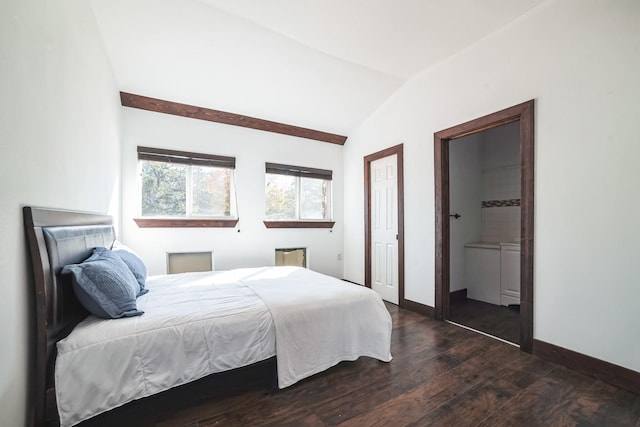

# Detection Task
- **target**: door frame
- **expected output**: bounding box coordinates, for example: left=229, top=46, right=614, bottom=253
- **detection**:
left=364, top=144, right=405, bottom=307
left=434, top=100, right=535, bottom=352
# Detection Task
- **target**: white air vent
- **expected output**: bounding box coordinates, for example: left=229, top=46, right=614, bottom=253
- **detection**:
left=275, top=248, right=306, bottom=268
left=167, top=251, right=213, bottom=274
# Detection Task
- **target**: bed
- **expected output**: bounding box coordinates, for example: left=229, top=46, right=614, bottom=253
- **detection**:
left=23, top=206, right=392, bottom=426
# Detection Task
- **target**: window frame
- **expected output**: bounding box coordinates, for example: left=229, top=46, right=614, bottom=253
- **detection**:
left=263, top=162, right=335, bottom=229
left=135, top=146, right=238, bottom=228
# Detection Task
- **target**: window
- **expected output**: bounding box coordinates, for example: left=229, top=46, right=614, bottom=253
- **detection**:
left=264, top=163, right=334, bottom=228
left=136, top=147, right=238, bottom=228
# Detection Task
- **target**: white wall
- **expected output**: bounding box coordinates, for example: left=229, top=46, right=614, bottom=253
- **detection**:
left=0, top=1, right=121, bottom=425
left=449, top=134, right=482, bottom=292
left=121, top=108, right=344, bottom=278
left=344, top=0, right=640, bottom=372
left=449, top=123, right=520, bottom=293
left=480, top=122, right=521, bottom=243
left=481, top=122, right=520, bottom=170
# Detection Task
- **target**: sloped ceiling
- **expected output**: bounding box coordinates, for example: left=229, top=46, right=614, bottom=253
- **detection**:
left=90, top=0, right=543, bottom=137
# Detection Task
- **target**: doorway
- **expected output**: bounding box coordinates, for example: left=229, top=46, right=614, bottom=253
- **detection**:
left=364, top=144, right=405, bottom=307
left=448, top=123, right=521, bottom=345
left=434, top=100, right=534, bottom=352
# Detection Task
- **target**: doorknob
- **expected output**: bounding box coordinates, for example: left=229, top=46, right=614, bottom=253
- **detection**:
left=449, top=213, right=462, bottom=219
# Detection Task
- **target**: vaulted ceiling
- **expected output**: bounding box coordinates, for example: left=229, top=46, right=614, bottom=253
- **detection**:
left=91, top=0, right=544, bottom=137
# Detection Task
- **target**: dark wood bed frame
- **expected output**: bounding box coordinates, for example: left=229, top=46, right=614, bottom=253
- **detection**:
left=24, top=207, right=115, bottom=426
left=23, top=206, right=276, bottom=426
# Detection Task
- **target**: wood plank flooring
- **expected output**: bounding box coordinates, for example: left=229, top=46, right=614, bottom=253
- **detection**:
left=449, top=298, right=520, bottom=345
left=81, top=304, right=640, bottom=427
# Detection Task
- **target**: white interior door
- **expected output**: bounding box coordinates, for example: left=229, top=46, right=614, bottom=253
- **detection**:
left=371, top=154, right=398, bottom=304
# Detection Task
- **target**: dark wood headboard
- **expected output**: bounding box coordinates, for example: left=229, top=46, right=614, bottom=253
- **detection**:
left=23, top=206, right=115, bottom=426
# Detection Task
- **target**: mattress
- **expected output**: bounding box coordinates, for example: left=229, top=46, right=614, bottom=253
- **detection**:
left=55, top=267, right=392, bottom=426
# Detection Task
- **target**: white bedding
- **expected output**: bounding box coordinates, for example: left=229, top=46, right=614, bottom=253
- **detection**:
left=243, top=267, right=392, bottom=388
left=55, top=267, right=392, bottom=426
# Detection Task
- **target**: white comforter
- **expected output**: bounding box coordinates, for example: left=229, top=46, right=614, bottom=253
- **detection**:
left=243, top=267, right=393, bottom=388
left=55, top=267, right=392, bottom=426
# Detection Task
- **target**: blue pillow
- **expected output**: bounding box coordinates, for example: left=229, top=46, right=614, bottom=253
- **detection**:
left=62, top=247, right=143, bottom=319
left=112, top=249, right=149, bottom=297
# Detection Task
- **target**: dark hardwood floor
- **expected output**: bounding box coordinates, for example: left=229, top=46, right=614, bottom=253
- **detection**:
left=449, top=298, right=520, bottom=345
left=81, top=303, right=640, bottom=427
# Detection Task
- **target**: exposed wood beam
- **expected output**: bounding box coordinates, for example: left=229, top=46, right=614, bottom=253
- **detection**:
left=120, top=92, right=347, bottom=145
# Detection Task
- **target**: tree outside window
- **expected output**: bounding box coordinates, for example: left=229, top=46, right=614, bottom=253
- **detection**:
left=138, top=147, right=236, bottom=219
left=265, top=163, right=332, bottom=221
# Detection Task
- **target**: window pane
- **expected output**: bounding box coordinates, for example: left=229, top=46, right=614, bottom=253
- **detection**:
left=141, top=160, right=186, bottom=216
left=265, top=174, right=296, bottom=219
left=191, top=165, right=231, bottom=217
left=300, top=177, right=329, bottom=219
